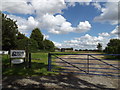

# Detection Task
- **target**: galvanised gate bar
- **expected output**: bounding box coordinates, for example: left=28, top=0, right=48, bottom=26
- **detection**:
left=48, top=53, right=120, bottom=78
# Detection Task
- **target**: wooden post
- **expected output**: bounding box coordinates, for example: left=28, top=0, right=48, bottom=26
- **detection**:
left=28, top=53, right=31, bottom=68
left=10, top=58, right=12, bottom=67
left=25, top=50, right=28, bottom=68
left=48, top=53, right=51, bottom=71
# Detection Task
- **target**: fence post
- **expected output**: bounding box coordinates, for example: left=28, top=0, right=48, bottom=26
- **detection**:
left=48, top=53, right=52, bottom=71
left=87, top=55, right=89, bottom=74
left=28, top=53, right=31, bottom=68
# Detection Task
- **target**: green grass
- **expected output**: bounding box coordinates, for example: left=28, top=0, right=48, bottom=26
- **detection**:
left=2, top=51, right=108, bottom=76
left=2, top=52, right=59, bottom=76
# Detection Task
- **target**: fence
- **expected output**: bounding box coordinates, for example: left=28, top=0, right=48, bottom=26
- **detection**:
left=48, top=53, right=120, bottom=78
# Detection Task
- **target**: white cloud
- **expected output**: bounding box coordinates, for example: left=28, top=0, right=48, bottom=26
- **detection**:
left=111, top=26, right=120, bottom=36
left=2, top=0, right=34, bottom=14
left=94, top=2, right=118, bottom=25
left=7, top=15, right=39, bottom=35
left=2, top=1, right=92, bottom=35
left=98, top=32, right=110, bottom=37
left=55, top=25, right=120, bottom=49
left=53, top=41, right=62, bottom=47
left=67, top=2, right=76, bottom=7
left=55, top=33, right=115, bottom=50
left=30, top=0, right=66, bottom=16
left=40, top=14, right=91, bottom=34
left=43, top=34, right=49, bottom=40
left=76, top=21, right=91, bottom=32
left=62, top=34, right=109, bottom=49
left=2, top=0, right=66, bottom=15
left=92, top=2, right=101, bottom=10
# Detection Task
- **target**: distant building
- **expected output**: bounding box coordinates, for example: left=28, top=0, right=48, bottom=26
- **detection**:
left=61, top=48, right=73, bottom=52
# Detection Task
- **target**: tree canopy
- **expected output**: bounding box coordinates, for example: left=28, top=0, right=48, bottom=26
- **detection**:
left=2, top=13, right=18, bottom=50
left=43, top=39, right=55, bottom=51
left=30, top=28, right=44, bottom=50
left=104, top=39, right=120, bottom=54
left=2, top=13, right=55, bottom=52
left=97, top=43, right=102, bottom=51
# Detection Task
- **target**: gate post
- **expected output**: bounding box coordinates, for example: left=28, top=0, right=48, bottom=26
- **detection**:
left=48, top=53, right=52, bottom=71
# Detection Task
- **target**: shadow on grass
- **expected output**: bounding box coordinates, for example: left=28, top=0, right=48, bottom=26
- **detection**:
left=2, top=61, right=53, bottom=76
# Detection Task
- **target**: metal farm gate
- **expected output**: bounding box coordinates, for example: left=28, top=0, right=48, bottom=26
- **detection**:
left=48, top=53, right=120, bottom=78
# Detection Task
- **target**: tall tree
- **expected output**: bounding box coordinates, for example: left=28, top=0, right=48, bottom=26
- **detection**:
left=30, top=28, right=44, bottom=49
left=0, top=12, right=2, bottom=50
left=2, top=13, right=18, bottom=50
left=97, top=43, right=102, bottom=51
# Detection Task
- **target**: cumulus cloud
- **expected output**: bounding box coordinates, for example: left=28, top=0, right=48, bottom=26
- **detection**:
left=31, top=0, right=66, bottom=16
left=55, top=26, right=120, bottom=49
left=55, top=33, right=111, bottom=50
left=43, top=34, right=49, bottom=40
left=92, top=2, right=101, bottom=10
left=2, top=0, right=92, bottom=35
left=67, top=2, right=76, bottom=7
left=98, top=32, right=110, bottom=37
left=40, top=14, right=91, bottom=34
left=2, top=0, right=66, bottom=15
left=7, top=13, right=91, bottom=35
left=111, top=26, right=120, bottom=37
left=7, top=15, right=39, bottom=35
left=2, top=0, right=34, bottom=14
left=76, top=21, right=91, bottom=32
left=94, top=2, right=118, bottom=25
left=54, top=26, right=119, bottom=50
left=53, top=41, right=62, bottom=47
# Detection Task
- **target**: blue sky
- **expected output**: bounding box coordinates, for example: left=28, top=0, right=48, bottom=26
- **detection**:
left=2, top=0, right=119, bottom=49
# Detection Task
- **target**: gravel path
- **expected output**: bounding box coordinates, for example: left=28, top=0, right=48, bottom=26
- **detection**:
left=2, top=74, right=119, bottom=90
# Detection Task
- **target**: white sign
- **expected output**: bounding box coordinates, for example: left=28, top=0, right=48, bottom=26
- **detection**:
left=11, top=59, right=24, bottom=64
left=0, top=51, right=8, bottom=54
left=10, top=50, right=26, bottom=58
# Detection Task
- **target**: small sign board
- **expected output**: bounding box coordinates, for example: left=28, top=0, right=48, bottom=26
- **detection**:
left=0, top=51, right=8, bottom=55
left=11, top=59, right=24, bottom=64
left=10, top=50, right=26, bottom=58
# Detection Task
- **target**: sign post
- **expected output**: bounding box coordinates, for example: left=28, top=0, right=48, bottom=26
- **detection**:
left=10, top=50, right=26, bottom=66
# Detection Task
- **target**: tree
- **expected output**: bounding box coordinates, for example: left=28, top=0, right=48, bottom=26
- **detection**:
left=16, top=32, right=27, bottom=40
left=104, top=39, right=120, bottom=54
left=97, top=43, right=102, bottom=51
left=30, top=28, right=44, bottom=50
left=0, top=12, right=2, bottom=50
left=2, top=13, right=18, bottom=50
left=43, top=39, right=55, bottom=51
left=16, top=38, right=38, bottom=52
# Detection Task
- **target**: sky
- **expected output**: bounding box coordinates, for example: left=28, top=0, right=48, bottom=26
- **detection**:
left=2, top=0, right=120, bottom=50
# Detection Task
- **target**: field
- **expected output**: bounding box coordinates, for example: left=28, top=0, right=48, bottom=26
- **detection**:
left=2, top=52, right=52, bottom=76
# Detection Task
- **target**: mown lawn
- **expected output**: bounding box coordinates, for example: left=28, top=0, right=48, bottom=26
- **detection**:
left=2, top=52, right=58, bottom=76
